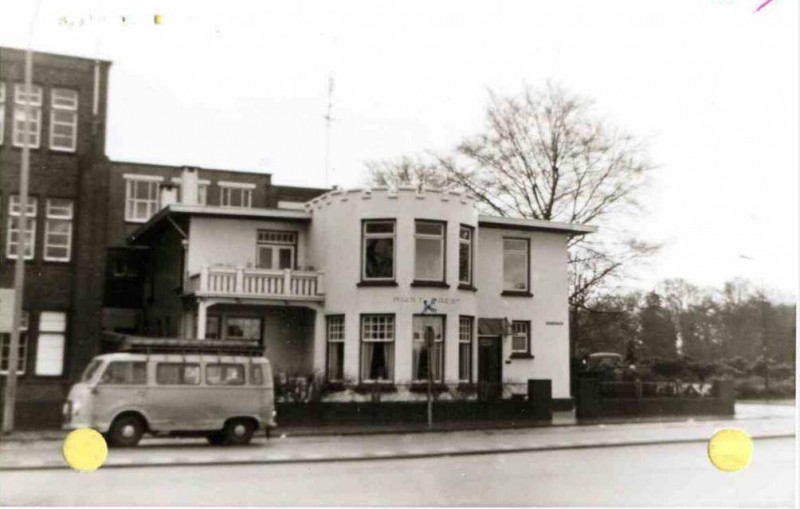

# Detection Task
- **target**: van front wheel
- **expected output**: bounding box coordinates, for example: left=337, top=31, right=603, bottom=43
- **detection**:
left=223, top=419, right=254, bottom=446
left=108, top=414, right=145, bottom=447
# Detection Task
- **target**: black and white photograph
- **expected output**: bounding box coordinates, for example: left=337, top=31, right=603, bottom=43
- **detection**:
left=0, top=0, right=797, bottom=506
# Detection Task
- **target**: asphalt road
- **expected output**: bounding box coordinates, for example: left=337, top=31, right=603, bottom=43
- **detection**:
left=1, top=437, right=794, bottom=506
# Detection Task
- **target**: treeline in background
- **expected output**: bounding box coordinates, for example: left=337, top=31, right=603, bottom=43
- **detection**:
left=572, top=278, right=796, bottom=399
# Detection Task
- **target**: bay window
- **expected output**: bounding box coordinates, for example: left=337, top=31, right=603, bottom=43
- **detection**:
left=13, top=83, right=42, bottom=148
left=503, top=237, right=530, bottom=293
left=360, top=315, right=394, bottom=382
left=362, top=220, right=395, bottom=281
left=326, top=315, right=345, bottom=382
left=414, top=220, right=445, bottom=282
left=412, top=315, right=444, bottom=383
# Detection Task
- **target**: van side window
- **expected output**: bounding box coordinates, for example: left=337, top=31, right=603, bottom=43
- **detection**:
left=206, top=364, right=245, bottom=385
left=250, top=365, right=264, bottom=385
left=156, top=363, right=201, bottom=385
left=99, top=361, right=147, bottom=385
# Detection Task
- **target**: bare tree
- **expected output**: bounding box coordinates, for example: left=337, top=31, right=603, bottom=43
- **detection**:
left=366, top=82, right=658, bottom=307
left=365, top=156, right=449, bottom=191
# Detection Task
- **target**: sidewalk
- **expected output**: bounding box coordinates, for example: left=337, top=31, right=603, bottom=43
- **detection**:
left=0, top=409, right=793, bottom=471
left=1, top=401, right=794, bottom=443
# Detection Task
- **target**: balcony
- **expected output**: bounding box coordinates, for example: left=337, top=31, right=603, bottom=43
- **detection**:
left=186, top=266, right=325, bottom=302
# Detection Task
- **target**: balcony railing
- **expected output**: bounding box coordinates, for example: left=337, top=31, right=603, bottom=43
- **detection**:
left=187, top=266, right=324, bottom=301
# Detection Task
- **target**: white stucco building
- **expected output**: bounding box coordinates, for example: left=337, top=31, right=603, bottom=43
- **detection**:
left=129, top=170, right=595, bottom=403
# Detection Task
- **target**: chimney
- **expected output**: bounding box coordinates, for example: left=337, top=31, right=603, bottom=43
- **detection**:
left=181, top=166, right=199, bottom=205
left=159, top=183, right=178, bottom=209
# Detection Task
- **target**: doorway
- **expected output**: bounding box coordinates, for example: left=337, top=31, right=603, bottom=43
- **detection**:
left=478, top=335, right=502, bottom=401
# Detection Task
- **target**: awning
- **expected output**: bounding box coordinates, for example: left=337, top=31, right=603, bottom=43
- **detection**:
left=478, top=318, right=506, bottom=336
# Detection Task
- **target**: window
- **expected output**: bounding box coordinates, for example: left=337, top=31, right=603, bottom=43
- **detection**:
left=99, top=361, right=147, bottom=385
left=6, top=195, right=37, bottom=260
left=205, top=316, right=220, bottom=339
left=250, top=364, right=264, bottom=385
left=44, top=199, right=73, bottom=261
left=326, top=315, right=345, bottom=382
left=0, top=82, right=5, bottom=145
left=0, top=311, right=28, bottom=375
left=360, top=315, right=394, bottom=382
left=12, top=84, right=42, bottom=148
left=503, top=238, right=529, bottom=292
left=156, top=363, right=201, bottom=385
left=459, top=226, right=473, bottom=285
left=50, top=88, right=78, bottom=152
left=35, top=311, right=66, bottom=376
left=414, top=221, right=445, bottom=282
left=206, top=364, right=246, bottom=385
left=459, top=316, right=474, bottom=382
left=219, top=182, right=254, bottom=208
left=225, top=317, right=261, bottom=341
left=81, top=359, right=103, bottom=382
left=124, top=176, right=161, bottom=223
left=412, top=315, right=444, bottom=383
left=511, top=321, right=530, bottom=355
left=362, top=220, right=395, bottom=280
left=171, top=178, right=209, bottom=206
left=257, top=230, right=296, bottom=270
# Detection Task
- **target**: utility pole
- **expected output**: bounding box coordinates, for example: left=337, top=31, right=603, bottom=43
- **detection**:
left=323, top=75, right=336, bottom=188
left=2, top=48, right=33, bottom=434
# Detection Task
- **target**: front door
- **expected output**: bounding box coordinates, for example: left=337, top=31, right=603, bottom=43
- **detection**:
left=478, top=335, right=502, bottom=400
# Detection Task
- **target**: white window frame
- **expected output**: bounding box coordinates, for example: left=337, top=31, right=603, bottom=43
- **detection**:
left=362, top=220, right=396, bottom=281
left=35, top=311, right=66, bottom=376
left=12, top=83, right=43, bottom=149
left=44, top=199, right=73, bottom=262
left=511, top=321, right=530, bottom=355
left=256, top=230, right=297, bottom=270
left=414, top=220, right=446, bottom=282
left=219, top=181, right=255, bottom=208
left=7, top=195, right=37, bottom=260
left=0, top=82, right=6, bottom=145
left=326, top=315, right=345, bottom=382
left=458, top=316, right=474, bottom=382
left=170, top=177, right=210, bottom=206
left=502, top=237, right=530, bottom=292
left=360, top=314, right=395, bottom=383
left=0, top=311, right=28, bottom=376
left=458, top=226, right=473, bottom=285
left=124, top=175, right=163, bottom=223
left=49, top=88, right=78, bottom=152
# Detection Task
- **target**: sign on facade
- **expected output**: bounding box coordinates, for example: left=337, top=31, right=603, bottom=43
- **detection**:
left=0, top=288, right=16, bottom=332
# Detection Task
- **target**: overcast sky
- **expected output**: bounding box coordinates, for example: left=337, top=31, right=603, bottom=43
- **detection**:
left=1, top=0, right=797, bottom=300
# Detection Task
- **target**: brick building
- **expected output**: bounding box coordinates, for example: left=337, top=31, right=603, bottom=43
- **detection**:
left=0, top=47, right=326, bottom=428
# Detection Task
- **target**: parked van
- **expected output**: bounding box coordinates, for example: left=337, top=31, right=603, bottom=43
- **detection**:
left=63, top=337, right=276, bottom=447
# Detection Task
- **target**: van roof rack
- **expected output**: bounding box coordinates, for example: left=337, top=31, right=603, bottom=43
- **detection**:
left=101, top=332, right=264, bottom=357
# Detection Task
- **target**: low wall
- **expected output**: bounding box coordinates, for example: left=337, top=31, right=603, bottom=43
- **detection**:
left=576, top=379, right=735, bottom=419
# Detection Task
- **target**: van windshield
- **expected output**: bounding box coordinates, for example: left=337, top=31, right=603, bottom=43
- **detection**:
left=81, top=359, right=104, bottom=382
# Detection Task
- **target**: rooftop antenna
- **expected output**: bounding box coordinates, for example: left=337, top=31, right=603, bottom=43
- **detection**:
left=323, top=75, right=337, bottom=188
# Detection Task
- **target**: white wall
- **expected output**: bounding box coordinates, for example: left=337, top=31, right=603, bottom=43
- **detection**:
left=476, top=228, right=571, bottom=398
left=187, top=217, right=311, bottom=273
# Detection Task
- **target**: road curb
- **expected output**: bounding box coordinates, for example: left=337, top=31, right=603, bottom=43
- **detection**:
left=0, top=433, right=793, bottom=472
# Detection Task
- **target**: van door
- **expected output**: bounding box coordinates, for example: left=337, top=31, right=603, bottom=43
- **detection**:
left=93, top=361, right=148, bottom=431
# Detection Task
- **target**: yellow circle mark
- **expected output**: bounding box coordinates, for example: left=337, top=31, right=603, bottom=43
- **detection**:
left=62, top=428, right=108, bottom=472
left=708, top=428, right=753, bottom=472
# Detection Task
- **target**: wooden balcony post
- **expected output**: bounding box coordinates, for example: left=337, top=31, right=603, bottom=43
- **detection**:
left=199, top=265, right=209, bottom=293
left=316, top=271, right=325, bottom=295
left=197, top=300, right=208, bottom=340
left=284, top=268, right=293, bottom=295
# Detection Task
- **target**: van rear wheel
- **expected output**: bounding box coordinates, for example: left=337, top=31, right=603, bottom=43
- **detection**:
left=108, top=414, right=145, bottom=447
left=223, top=419, right=254, bottom=446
